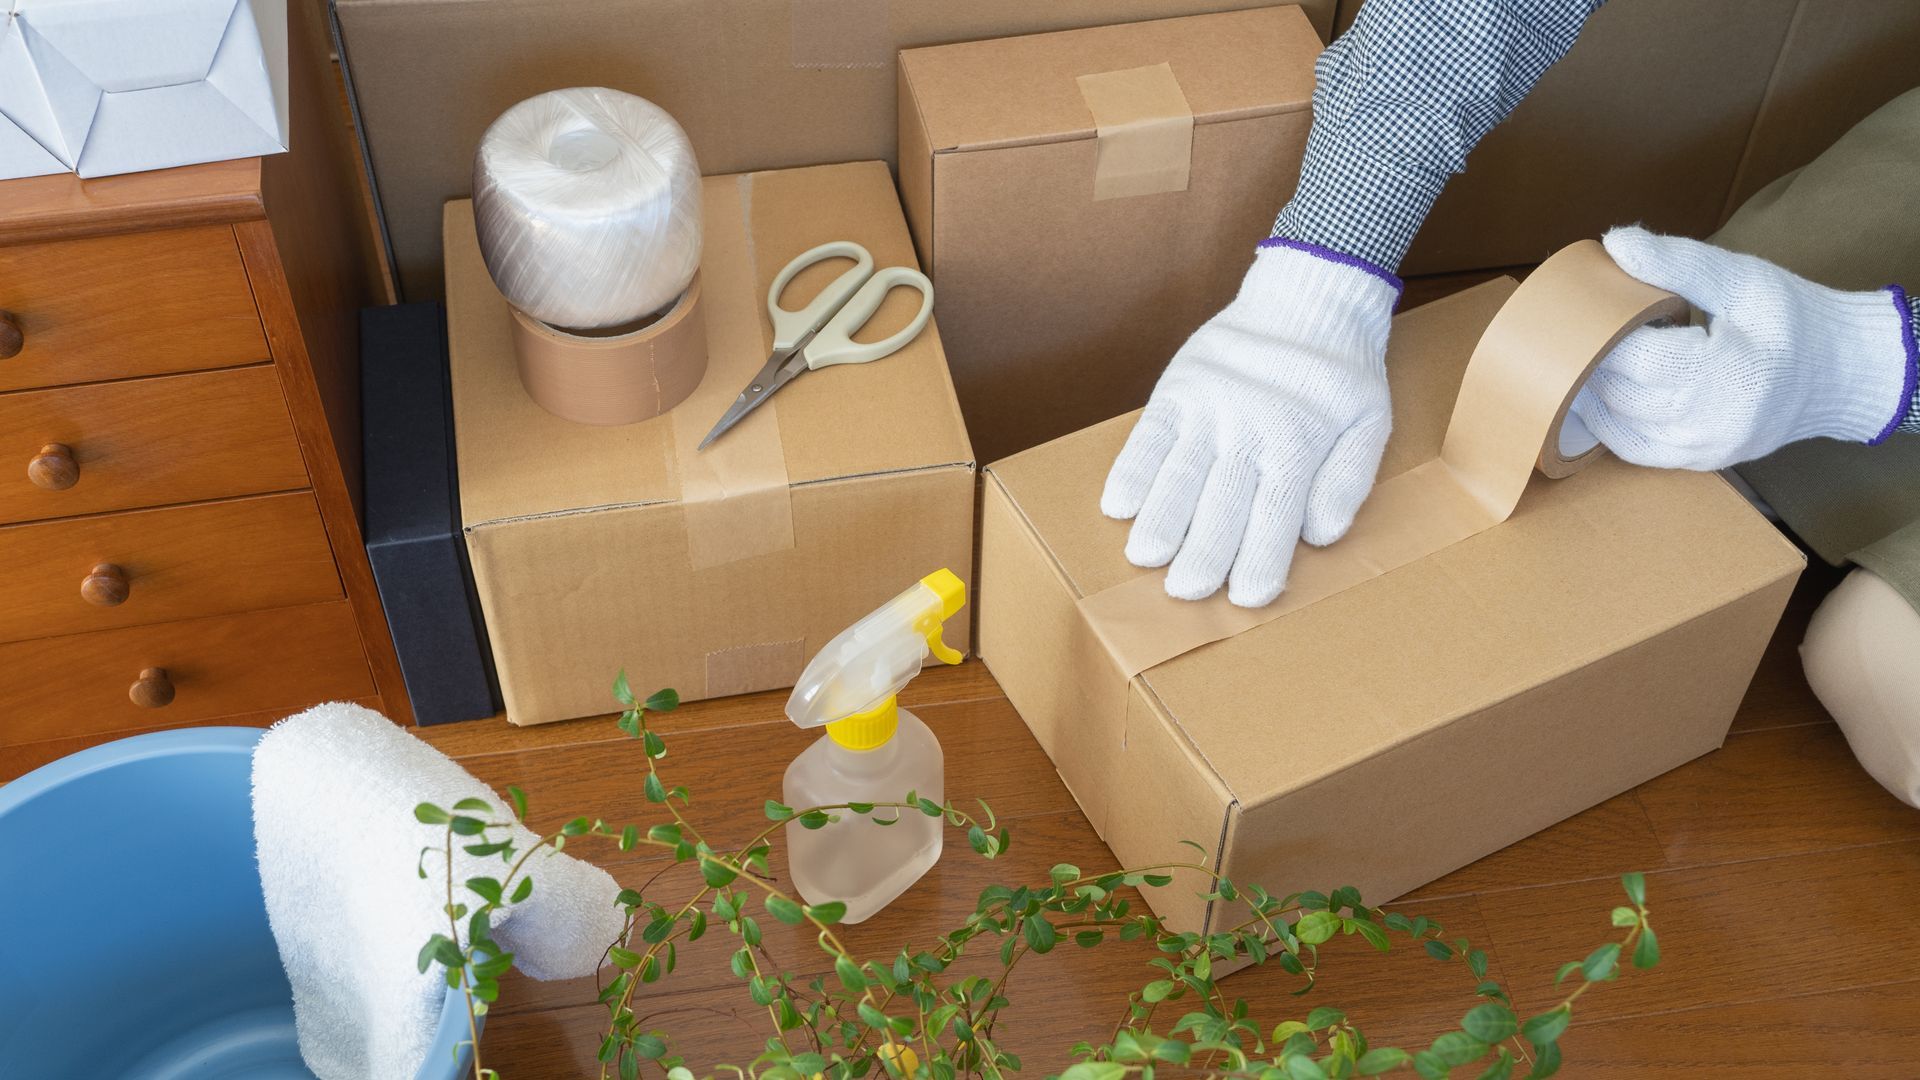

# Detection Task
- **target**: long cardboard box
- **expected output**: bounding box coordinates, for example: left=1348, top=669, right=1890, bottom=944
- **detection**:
left=898, top=7, right=1318, bottom=463
left=445, top=162, right=974, bottom=725
left=333, top=0, right=1335, bottom=303
left=977, top=277, right=1804, bottom=934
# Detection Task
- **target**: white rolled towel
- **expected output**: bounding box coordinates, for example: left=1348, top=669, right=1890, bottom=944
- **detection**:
left=253, top=702, right=627, bottom=1080
left=473, top=87, right=702, bottom=330
left=1801, top=569, right=1920, bottom=808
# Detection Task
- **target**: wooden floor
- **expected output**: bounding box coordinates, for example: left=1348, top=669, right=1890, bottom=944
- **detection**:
left=417, top=557, right=1920, bottom=1078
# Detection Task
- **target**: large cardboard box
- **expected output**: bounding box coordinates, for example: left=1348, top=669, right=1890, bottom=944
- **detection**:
left=332, top=0, right=1336, bottom=303
left=898, top=8, right=1319, bottom=463
left=445, top=162, right=975, bottom=725
left=977, top=276, right=1804, bottom=934
left=1330, top=0, right=1920, bottom=275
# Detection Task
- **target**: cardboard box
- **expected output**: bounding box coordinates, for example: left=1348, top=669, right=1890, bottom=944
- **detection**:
left=361, top=302, right=500, bottom=727
left=330, top=0, right=1336, bottom=303
left=445, top=161, right=975, bottom=725
left=898, top=8, right=1319, bottom=462
left=977, top=276, right=1804, bottom=934
left=1324, top=0, right=1920, bottom=275
left=0, top=0, right=288, bottom=180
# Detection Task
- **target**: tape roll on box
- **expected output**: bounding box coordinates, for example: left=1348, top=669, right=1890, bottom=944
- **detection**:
left=474, top=87, right=702, bottom=330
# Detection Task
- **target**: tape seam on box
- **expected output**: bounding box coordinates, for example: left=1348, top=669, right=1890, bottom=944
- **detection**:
left=1076, top=63, right=1194, bottom=201
left=705, top=638, right=808, bottom=698
left=1076, top=240, right=1689, bottom=677
left=668, top=173, right=799, bottom=569
left=789, top=0, right=891, bottom=70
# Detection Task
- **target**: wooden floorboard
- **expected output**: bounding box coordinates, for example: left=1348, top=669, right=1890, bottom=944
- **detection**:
left=461, top=570, right=1920, bottom=1077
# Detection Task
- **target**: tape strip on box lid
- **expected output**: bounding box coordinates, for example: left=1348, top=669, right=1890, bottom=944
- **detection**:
left=1076, top=62, right=1194, bottom=201
left=1078, top=240, right=1689, bottom=677
left=667, top=173, right=798, bottom=568
left=790, top=0, right=891, bottom=70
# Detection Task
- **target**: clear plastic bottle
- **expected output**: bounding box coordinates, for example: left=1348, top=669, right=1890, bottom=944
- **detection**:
left=782, top=569, right=965, bottom=924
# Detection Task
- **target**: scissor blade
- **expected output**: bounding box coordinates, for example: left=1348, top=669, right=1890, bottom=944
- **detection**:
left=697, top=351, right=807, bottom=451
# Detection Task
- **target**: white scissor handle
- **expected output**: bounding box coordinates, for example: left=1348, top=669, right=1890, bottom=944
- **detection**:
left=767, top=241, right=874, bottom=351
left=803, top=266, right=935, bottom=370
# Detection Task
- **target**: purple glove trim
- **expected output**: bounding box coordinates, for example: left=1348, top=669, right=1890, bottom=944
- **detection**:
left=1869, top=284, right=1919, bottom=446
left=1257, top=236, right=1405, bottom=296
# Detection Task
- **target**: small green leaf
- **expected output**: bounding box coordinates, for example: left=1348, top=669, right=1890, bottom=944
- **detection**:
left=449, top=816, right=485, bottom=836
left=1621, top=872, right=1646, bottom=906
left=1553, top=960, right=1582, bottom=985
left=1526, top=1042, right=1563, bottom=1079
left=644, top=688, right=679, bottom=712
left=1356, top=1048, right=1412, bottom=1075
left=619, top=824, right=639, bottom=851
left=764, top=800, right=794, bottom=820
left=414, top=803, right=450, bottom=825
left=1296, top=911, right=1341, bottom=945
left=560, top=816, right=592, bottom=837
left=805, top=901, right=847, bottom=924
left=1633, top=926, right=1661, bottom=969
left=642, top=730, right=666, bottom=758
left=466, top=877, right=504, bottom=905
left=699, top=857, right=737, bottom=888
left=506, top=786, right=527, bottom=819
left=1050, top=863, right=1081, bottom=884
left=643, top=772, right=666, bottom=804
left=1024, top=914, right=1058, bottom=954
left=510, top=877, right=533, bottom=903
left=1425, top=939, right=1455, bottom=962
left=452, top=797, right=491, bottom=813
left=1060, top=1064, right=1127, bottom=1080
left=1610, top=906, right=1639, bottom=928
left=835, top=955, right=867, bottom=991
left=1581, top=942, right=1622, bottom=982
left=1305, top=1007, right=1346, bottom=1030
left=1461, top=1002, right=1517, bottom=1044
left=765, top=894, right=806, bottom=925
left=1521, top=1007, right=1570, bottom=1047
left=1141, top=979, right=1175, bottom=1003
left=1430, top=1032, right=1489, bottom=1067
left=608, top=946, right=641, bottom=969
left=632, top=1033, right=667, bottom=1059
left=612, top=671, right=634, bottom=705
left=1477, top=1048, right=1516, bottom=1080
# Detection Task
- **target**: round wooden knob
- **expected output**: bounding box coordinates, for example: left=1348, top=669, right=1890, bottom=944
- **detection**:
left=81, top=562, right=129, bottom=607
left=28, top=442, right=78, bottom=491
left=130, top=667, right=175, bottom=709
left=0, top=311, right=21, bottom=360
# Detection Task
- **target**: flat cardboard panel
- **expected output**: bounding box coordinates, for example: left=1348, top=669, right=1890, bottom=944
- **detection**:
left=1726, top=0, right=1920, bottom=212
left=448, top=162, right=976, bottom=725
left=332, top=0, right=1335, bottom=301
left=979, top=277, right=1805, bottom=932
left=902, top=7, right=1318, bottom=462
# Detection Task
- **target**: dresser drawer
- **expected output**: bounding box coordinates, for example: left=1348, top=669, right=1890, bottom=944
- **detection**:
left=0, top=602, right=375, bottom=748
left=0, top=491, right=342, bottom=644
left=0, top=225, right=268, bottom=392
left=0, top=365, right=310, bottom=525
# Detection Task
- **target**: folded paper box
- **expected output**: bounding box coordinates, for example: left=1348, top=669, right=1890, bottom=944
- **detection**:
left=898, top=7, right=1318, bottom=463
left=0, top=0, right=288, bottom=180
left=977, top=264, right=1805, bottom=936
left=445, top=161, right=974, bottom=725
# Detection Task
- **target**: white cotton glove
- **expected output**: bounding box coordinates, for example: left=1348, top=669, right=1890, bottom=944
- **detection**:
left=1101, top=240, right=1401, bottom=607
left=1571, top=226, right=1916, bottom=470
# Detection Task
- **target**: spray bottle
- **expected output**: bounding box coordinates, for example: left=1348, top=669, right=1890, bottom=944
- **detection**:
left=782, top=568, right=966, bottom=923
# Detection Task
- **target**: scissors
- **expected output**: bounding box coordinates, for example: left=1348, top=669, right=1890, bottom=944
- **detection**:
left=698, top=240, right=934, bottom=451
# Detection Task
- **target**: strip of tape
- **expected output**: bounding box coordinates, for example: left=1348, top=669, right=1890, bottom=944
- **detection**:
left=790, top=0, right=891, bottom=70
left=668, top=173, right=798, bottom=570
left=705, top=638, right=808, bottom=698
left=1076, top=63, right=1194, bottom=201
left=1078, top=241, right=1689, bottom=677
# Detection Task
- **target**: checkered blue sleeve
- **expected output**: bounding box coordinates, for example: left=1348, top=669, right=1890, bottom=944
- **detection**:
left=1271, top=0, right=1608, bottom=273
left=1900, top=290, right=1920, bottom=433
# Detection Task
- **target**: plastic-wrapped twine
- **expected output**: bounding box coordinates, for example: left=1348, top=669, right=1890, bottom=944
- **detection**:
left=473, top=87, right=702, bottom=331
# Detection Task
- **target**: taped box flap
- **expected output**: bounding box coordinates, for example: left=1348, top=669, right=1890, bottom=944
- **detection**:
left=985, top=279, right=1804, bottom=811
left=899, top=7, right=1315, bottom=155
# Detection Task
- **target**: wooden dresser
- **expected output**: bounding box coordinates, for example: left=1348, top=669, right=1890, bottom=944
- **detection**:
left=0, top=4, right=408, bottom=779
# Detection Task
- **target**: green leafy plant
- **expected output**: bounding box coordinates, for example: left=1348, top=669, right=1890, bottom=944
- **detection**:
left=417, top=675, right=1661, bottom=1080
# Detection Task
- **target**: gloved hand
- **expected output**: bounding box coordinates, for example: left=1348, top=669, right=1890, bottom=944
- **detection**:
left=1571, top=226, right=1917, bottom=469
left=1101, top=239, right=1402, bottom=607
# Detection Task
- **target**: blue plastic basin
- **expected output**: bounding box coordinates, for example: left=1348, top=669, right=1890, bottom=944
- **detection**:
left=0, top=727, right=477, bottom=1079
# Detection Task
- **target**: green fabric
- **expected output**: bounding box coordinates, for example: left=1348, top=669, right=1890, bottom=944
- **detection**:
left=1717, top=86, right=1920, bottom=612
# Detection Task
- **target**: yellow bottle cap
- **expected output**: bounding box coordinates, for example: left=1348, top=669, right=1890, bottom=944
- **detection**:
left=920, top=568, right=966, bottom=620
left=826, top=695, right=899, bottom=751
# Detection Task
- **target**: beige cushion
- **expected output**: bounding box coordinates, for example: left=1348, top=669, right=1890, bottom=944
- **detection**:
left=1801, top=568, right=1920, bottom=807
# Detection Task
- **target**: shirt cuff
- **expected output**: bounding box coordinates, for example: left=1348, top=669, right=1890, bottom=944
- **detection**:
left=1269, top=127, right=1448, bottom=273
left=1895, top=287, right=1920, bottom=435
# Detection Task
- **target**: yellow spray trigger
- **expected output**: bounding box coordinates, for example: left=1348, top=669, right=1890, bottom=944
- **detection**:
left=917, top=569, right=966, bottom=664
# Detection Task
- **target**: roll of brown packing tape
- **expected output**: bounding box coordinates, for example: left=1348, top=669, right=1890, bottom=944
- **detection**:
left=510, top=274, right=709, bottom=426
left=1079, top=240, right=1689, bottom=678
